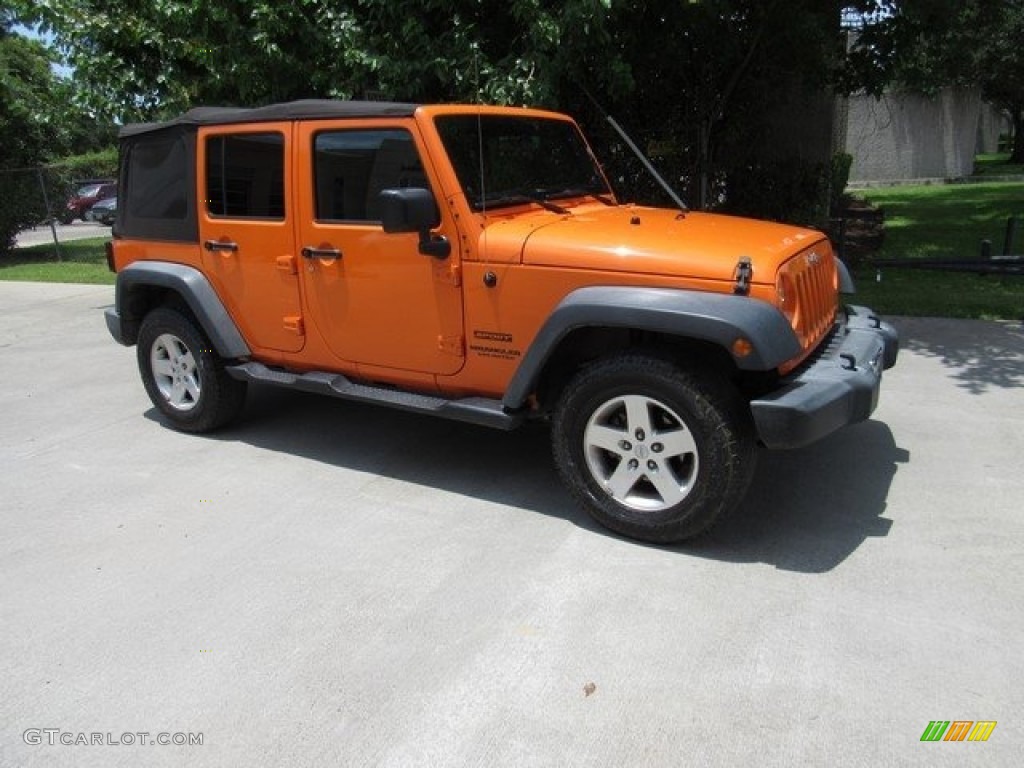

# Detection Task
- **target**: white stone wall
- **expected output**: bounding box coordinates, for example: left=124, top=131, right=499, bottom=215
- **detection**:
left=841, top=87, right=981, bottom=181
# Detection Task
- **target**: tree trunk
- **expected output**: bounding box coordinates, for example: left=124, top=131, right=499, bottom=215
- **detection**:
left=1012, top=106, right=1024, bottom=165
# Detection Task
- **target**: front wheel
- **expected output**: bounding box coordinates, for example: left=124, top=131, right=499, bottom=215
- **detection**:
left=136, top=307, right=247, bottom=433
left=552, top=354, right=755, bottom=543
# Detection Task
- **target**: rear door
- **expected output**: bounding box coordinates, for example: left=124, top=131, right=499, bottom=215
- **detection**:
left=197, top=124, right=304, bottom=355
left=294, top=120, right=465, bottom=375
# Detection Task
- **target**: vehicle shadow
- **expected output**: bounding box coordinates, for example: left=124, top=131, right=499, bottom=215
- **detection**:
left=149, top=384, right=909, bottom=573
left=690, top=421, right=909, bottom=572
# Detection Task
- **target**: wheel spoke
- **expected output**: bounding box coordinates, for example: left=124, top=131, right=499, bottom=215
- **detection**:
left=646, top=465, right=687, bottom=506
left=604, top=459, right=639, bottom=500
left=161, top=337, right=182, bottom=358
left=623, top=395, right=653, bottom=437
left=656, top=427, right=698, bottom=459
left=169, top=379, right=188, bottom=406
left=183, top=374, right=201, bottom=402
left=152, top=357, right=174, bottom=378
left=587, top=424, right=628, bottom=455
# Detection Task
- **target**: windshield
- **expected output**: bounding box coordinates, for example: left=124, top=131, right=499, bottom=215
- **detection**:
left=76, top=184, right=102, bottom=197
left=434, top=115, right=611, bottom=211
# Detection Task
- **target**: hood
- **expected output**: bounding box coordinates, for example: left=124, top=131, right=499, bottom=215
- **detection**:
left=481, top=205, right=827, bottom=282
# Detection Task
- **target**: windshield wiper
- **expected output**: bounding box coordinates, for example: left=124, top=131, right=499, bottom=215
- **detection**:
left=544, top=186, right=616, bottom=206
left=481, top=192, right=569, bottom=214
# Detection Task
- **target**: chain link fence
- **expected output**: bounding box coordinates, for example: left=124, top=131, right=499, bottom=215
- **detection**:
left=2, top=151, right=118, bottom=253
left=1, top=165, right=73, bottom=254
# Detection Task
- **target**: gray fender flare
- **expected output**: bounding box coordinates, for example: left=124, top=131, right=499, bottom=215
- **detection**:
left=113, top=261, right=250, bottom=358
left=502, top=286, right=801, bottom=409
left=836, top=258, right=856, bottom=294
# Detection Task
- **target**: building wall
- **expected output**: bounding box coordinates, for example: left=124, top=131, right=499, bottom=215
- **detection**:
left=841, top=87, right=982, bottom=182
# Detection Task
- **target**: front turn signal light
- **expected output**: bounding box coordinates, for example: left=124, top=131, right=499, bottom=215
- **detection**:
left=731, top=337, right=753, bottom=358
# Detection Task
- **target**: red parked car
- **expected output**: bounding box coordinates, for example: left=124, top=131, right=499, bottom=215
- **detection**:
left=62, top=181, right=117, bottom=223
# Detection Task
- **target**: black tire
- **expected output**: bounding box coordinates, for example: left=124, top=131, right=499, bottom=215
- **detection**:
left=136, top=307, right=247, bottom=433
left=552, top=353, right=756, bottom=543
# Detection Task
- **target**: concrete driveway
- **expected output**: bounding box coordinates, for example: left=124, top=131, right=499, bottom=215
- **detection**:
left=14, top=220, right=111, bottom=249
left=1, top=281, right=1021, bottom=767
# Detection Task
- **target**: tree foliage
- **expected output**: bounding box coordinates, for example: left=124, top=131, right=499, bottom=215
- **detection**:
left=1, top=11, right=119, bottom=251
left=975, top=3, right=1024, bottom=163
left=20, top=1, right=859, bottom=220
left=21, top=0, right=614, bottom=119
left=16, top=0, right=1021, bottom=222
left=1, top=18, right=64, bottom=249
left=843, top=0, right=1024, bottom=162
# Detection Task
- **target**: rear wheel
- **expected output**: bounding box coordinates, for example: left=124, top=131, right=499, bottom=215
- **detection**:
left=136, top=307, right=247, bottom=433
left=552, top=353, right=755, bottom=543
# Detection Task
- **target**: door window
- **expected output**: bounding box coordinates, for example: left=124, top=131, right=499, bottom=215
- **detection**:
left=312, top=129, right=428, bottom=222
left=205, top=133, right=285, bottom=219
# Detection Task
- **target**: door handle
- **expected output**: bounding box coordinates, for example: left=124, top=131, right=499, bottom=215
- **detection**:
left=301, top=246, right=342, bottom=261
left=204, top=239, right=238, bottom=253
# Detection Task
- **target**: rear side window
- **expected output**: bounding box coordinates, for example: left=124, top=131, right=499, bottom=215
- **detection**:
left=312, top=129, right=428, bottom=222
left=206, top=133, right=285, bottom=219
left=125, top=136, right=189, bottom=221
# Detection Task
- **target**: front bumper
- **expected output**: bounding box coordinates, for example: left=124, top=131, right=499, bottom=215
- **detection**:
left=750, top=305, right=898, bottom=449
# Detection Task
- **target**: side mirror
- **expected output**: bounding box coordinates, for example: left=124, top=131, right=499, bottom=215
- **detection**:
left=379, top=187, right=438, bottom=233
left=379, top=188, right=450, bottom=259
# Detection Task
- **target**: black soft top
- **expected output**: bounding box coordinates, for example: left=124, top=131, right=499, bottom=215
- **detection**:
left=120, top=99, right=420, bottom=137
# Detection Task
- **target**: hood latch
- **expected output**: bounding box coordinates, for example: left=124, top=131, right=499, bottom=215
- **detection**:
left=733, top=257, right=753, bottom=296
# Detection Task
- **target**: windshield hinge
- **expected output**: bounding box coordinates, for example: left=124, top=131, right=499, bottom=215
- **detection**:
left=733, top=257, right=753, bottom=296
left=436, top=261, right=461, bottom=287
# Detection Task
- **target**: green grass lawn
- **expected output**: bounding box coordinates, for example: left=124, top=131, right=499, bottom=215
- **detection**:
left=973, top=151, right=1024, bottom=177
left=855, top=178, right=1024, bottom=320
left=862, top=181, right=1024, bottom=260
left=0, top=237, right=114, bottom=285
left=852, top=266, right=1023, bottom=321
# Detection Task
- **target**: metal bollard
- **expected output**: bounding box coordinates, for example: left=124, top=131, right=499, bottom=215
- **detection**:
left=1003, top=216, right=1019, bottom=257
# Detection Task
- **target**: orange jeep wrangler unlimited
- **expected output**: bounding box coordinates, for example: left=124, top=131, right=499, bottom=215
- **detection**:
left=105, top=100, right=898, bottom=543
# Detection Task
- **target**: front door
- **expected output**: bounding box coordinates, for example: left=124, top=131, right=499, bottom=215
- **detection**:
left=294, top=121, right=465, bottom=376
left=197, top=124, right=304, bottom=355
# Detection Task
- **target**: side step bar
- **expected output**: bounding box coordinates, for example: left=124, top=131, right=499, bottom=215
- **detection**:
left=226, top=361, right=524, bottom=431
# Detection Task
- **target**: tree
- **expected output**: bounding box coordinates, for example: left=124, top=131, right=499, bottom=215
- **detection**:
left=31, top=2, right=908, bottom=221
left=1, top=11, right=119, bottom=251
left=21, top=0, right=608, bottom=120
left=842, top=0, right=1024, bottom=163
left=1, top=18, right=63, bottom=249
left=976, top=3, right=1024, bottom=163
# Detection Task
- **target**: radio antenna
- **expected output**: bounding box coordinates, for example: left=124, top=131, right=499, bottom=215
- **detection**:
left=473, top=45, right=490, bottom=270
left=474, top=46, right=487, bottom=217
